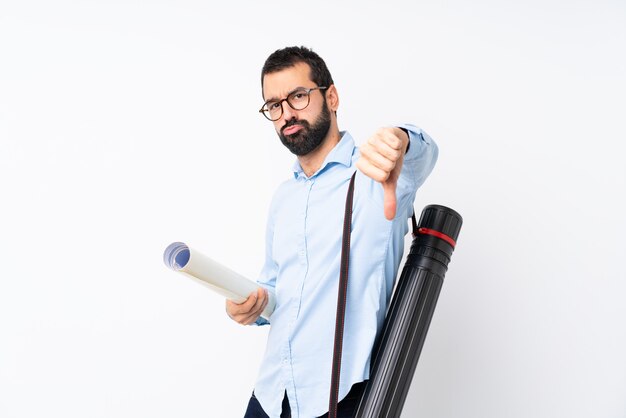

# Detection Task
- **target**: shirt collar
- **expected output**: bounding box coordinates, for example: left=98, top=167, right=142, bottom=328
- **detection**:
left=292, top=131, right=355, bottom=179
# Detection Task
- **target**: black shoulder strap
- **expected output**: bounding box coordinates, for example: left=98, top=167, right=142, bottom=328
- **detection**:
left=329, top=171, right=356, bottom=418
left=328, top=172, right=417, bottom=418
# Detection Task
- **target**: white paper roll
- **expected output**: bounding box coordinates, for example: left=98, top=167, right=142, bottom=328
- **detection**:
left=163, top=242, right=275, bottom=320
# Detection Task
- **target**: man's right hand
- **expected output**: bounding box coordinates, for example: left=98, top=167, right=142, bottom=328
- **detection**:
left=225, top=287, right=269, bottom=325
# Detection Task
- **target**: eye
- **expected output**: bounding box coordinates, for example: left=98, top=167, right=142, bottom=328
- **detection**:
left=291, top=91, right=306, bottom=100
left=266, top=101, right=280, bottom=110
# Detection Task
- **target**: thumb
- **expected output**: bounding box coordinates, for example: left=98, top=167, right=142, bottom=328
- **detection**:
left=382, top=179, right=397, bottom=221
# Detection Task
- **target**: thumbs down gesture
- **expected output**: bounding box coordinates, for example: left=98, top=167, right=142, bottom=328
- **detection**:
left=356, top=127, right=410, bottom=221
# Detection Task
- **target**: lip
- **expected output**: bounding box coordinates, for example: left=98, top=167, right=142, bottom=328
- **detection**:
left=282, top=124, right=302, bottom=135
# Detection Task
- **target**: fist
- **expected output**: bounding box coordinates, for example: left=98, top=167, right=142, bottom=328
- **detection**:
left=225, top=287, right=269, bottom=325
left=356, top=127, right=409, bottom=220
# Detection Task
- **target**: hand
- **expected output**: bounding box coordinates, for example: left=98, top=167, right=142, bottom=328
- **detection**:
left=225, top=287, right=269, bottom=325
left=356, top=127, right=409, bottom=220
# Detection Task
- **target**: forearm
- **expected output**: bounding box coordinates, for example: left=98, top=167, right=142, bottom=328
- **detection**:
left=396, top=124, right=438, bottom=190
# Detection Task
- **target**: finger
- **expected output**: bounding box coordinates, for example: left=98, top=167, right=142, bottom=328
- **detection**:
left=374, top=128, right=403, bottom=150
left=226, top=298, right=249, bottom=317
left=250, top=288, right=266, bottom=313
left=226, top=301, right=248, bottom=323
left=383, top=180, right=397, bottom=221
left=225, top=299, right=237, bottom=319
left=360, top=143, right=396, bottom=173
left=260, top=288, right=269, bottom=307
left=236, top=309, right=258, bottom=325
left=367, top=135, right=403, bottom=161
left=241, top=288, right=267, bottom=323
left=259, top=289, right=269, bottom=313
left=234, top=292, right=258, bottom=315
left=241, top=312, right=260, bottom=325
left=241, top=306, right=264, bottom=325
left=356, top=158, right=389, bottom=183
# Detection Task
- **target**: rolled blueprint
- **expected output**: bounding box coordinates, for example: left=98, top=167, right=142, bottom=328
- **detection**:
left=163, top=242, right=275, bottom=320
left=355, top=205, right=462, bottom=418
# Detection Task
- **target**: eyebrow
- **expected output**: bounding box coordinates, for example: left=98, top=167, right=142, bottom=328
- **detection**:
left=264, top=86, right=308, bottom=103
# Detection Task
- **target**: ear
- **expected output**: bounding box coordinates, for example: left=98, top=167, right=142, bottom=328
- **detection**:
left=326, top=84, right=339, bottom=112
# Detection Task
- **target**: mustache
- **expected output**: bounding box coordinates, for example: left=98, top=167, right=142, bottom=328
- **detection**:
left=281, top=119, right=310, bottom=134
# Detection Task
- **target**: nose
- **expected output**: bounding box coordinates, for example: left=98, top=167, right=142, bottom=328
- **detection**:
left=280, top=101, right=297, bottom=122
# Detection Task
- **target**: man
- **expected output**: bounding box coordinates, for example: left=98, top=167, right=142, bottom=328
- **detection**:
left=226, top=46, right=438, bottom=418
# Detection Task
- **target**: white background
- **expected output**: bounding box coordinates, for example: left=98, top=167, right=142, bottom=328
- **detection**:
left=1, top=1, right=625, bottom=417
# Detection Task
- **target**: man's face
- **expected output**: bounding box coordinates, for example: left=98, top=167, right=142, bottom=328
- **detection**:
left=262, top=62, right=331, bottom=156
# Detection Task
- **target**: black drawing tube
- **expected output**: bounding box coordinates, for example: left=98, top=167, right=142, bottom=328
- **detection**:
left=355, top=204, right=462, bottom=418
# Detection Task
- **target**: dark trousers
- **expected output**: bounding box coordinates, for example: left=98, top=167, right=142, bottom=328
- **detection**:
left=243, top=381, right=366, bottom=418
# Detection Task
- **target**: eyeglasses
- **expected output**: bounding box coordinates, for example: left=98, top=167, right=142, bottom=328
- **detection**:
left=259, top=86, right=328, bottom=121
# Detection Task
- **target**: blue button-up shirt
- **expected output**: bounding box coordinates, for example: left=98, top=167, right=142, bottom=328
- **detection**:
left=253, top=124, right=438, bottom=417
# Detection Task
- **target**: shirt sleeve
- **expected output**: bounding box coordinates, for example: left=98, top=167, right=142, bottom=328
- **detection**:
left=394, top=123, right=439, bottom=215
left=252, top=196, right=279, bottom=326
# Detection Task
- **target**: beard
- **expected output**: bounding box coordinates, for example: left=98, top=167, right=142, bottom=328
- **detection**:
left=278, top=100, right=331, bottom=156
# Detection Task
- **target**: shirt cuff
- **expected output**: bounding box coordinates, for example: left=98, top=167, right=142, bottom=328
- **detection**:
left=399, top=127, right=410, bottom=154
left=254, top=317, right=270, bottom=326
left=396, top=123, right=431, bottom=162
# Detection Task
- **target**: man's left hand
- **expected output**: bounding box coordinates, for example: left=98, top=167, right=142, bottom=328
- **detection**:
left=356, top=127, right=409, bottom=221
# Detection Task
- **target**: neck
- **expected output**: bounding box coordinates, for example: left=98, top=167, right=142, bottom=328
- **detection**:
left=298, top=126, right=341, bottom=177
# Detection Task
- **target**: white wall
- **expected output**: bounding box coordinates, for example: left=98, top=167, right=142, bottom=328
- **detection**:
left=1, top=1, right=624, bottom=417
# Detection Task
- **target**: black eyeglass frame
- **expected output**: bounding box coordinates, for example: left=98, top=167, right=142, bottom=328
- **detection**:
left=259, top=86, right=328, bottom=121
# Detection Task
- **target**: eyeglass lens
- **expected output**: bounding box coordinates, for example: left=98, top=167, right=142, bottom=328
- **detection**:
left=263, top=89, right=312, bottom=121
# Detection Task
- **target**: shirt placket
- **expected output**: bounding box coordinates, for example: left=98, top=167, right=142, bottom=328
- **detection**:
left=281, top=175, right=315, bottom=417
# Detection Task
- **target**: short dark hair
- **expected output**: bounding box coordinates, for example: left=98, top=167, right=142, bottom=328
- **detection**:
left=261, top=46, right=334, bottom=95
